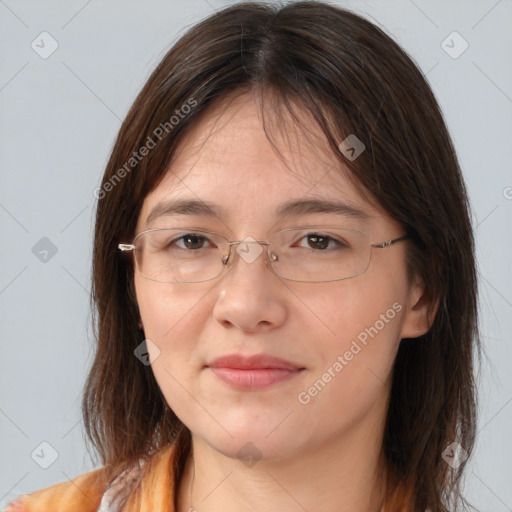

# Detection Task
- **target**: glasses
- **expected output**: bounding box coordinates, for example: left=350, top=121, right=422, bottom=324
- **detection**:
left=118, top=226, right=409, bottom=284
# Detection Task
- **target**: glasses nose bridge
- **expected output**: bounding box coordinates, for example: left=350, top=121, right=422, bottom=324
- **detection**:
left=223, top=238, right=273, bottom=267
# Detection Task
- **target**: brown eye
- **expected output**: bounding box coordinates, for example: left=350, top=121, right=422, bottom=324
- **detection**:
left=296, top=233, right=348, bottom=251
left=306, top=234, right=329, bottom=250
left=177, top=234, right=208, bottom=250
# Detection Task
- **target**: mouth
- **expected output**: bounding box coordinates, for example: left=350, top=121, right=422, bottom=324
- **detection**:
left=205, top=354, right=305, bottom=391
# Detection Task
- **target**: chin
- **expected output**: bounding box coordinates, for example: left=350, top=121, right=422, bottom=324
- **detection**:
left=191, top=421, right=307, bottom=463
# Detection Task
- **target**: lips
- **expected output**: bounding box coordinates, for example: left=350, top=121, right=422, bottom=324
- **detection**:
left=207, top=354, right=302, bottom=371
left=206, top=354, right=305, bottom=390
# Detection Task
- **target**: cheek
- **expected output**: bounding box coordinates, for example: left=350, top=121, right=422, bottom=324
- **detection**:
left=134, top=277, right=212, bottom=421
left=136, top=276, right=204, bottom=337
left=312, top=272, right=404, bottom=345
left=305, top=271, right=406, bottom=398
left=134, top=276, right=214, bottom=372
left=278, top=278, right=406, bottom=452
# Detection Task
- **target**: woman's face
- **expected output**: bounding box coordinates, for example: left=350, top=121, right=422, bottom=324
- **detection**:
left=134, top=91, right=428, bottom=462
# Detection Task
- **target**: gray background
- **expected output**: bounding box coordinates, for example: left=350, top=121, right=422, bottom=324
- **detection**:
left=1, top=0, right=511, bottom=510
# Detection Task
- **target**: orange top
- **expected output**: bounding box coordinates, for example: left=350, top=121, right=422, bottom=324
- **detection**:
left=5, top=442, right=412, bottom=512
left=5, top=443, right=178, bottom=512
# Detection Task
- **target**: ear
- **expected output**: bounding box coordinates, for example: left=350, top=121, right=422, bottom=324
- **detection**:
left=138, top=318, right=144, bottom=330
left=400, top=277, right=439, bottom=339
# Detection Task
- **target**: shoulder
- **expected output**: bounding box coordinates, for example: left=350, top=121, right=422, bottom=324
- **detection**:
left=5, top=443, right=179, bottom=512
left=4, top=466, right=110, bottom=512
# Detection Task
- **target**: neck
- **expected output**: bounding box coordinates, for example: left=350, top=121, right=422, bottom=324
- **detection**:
left=176, top=409, right=389, bottom=512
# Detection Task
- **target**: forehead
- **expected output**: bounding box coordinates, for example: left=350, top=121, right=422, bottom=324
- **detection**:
left=165, top=91, right=346, bottom=185
left=138, top=91, right=382, bottom=230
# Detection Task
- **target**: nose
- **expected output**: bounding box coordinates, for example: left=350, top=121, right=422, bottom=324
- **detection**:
left=212, top=236, right=287, bottom=333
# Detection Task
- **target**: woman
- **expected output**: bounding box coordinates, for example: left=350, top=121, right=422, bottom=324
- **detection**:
left=6, top=1, right=480, bottom=511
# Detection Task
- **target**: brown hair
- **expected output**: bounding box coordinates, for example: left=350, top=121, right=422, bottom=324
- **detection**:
left=83, top=2, right=481, bottom=511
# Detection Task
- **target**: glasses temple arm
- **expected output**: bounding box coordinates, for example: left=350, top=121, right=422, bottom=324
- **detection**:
left=118, top=244, right=135, bottom=252
left=371, top=234, right=409, bottom=249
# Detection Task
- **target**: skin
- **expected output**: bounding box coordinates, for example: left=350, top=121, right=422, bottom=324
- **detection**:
left=133, top=90, right=433, bottom=512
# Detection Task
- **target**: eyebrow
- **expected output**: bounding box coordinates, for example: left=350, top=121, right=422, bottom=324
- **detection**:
left=145, top=197, right=370, bottom=226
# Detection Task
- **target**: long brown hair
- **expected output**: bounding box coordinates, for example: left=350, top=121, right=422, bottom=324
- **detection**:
left=83, top=2, right=481, bottom=511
